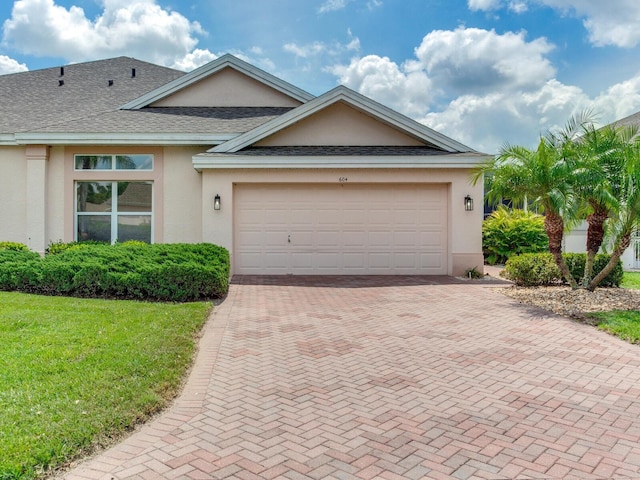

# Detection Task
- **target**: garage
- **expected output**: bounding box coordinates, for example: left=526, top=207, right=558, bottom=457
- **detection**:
left=233, top=183, right=448, bottom=275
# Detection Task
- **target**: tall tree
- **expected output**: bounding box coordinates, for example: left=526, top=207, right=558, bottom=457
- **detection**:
left=473, top=137, right=578, bottom=288
left=567, top=122, right=637, bottom=288
left=587, top=138, right=640, bottom=291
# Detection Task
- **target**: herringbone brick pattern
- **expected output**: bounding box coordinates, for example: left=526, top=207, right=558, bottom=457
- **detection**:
left=64, top=276, right=640, bottom=479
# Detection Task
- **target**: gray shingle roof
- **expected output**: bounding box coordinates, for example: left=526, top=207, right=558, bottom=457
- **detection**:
left=32, top=107, right=295, bottom=134
left=0, top=58, right=292, bottom=138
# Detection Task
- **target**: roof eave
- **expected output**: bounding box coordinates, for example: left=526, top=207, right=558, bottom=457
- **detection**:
left=192, top=153, right=487, bottom=172
left=13, top=132, right=237, bottom=146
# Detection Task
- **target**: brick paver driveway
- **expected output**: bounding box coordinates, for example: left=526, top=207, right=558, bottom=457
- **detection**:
left=65, top=276, right=640, bottom=479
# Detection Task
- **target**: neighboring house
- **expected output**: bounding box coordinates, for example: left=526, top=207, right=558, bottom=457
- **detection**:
left=0, top=54, right=486, bottom=276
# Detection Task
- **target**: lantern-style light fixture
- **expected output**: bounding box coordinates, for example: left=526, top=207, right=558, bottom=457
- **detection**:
left=213, top=194, right=221, bottom=211
left=464, top=195, right=474, bottom=211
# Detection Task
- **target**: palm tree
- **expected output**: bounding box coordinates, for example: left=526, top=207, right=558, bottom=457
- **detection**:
left=473, top=136, right=578, bottom=288
left=587, top=138, right=640, bottom=291
left=567, top=122, right=637, bottom=287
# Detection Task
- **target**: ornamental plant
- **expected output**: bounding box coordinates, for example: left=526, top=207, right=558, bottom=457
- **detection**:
left=482, top=206, right=548, bottom=265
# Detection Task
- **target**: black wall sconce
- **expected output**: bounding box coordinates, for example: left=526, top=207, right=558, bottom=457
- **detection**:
left=464, top=195, right=474, bottom=211
left=214, top=194, right=221, bottom=211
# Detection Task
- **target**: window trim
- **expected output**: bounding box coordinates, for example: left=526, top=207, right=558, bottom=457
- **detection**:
left=74, top=181, right=154, bottom=244
left=73, top=153, right=154, bottom=171
left=65, top=147, right=164, bottom=244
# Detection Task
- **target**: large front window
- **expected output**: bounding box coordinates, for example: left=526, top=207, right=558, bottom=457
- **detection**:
left=76, top=181, right=153, bottom=243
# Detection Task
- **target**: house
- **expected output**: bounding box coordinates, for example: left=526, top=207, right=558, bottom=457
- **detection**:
left=0, top=54, right=486, bottom=276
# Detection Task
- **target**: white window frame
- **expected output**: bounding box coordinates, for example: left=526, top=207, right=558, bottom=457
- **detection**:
left=73, top=154, right=154, bottom=171
left=75, top=181, right=154, bottom=244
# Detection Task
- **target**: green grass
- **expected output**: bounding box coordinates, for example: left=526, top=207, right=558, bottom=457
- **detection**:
left=0, top=292, right=211, bottom=480
left=588, top=272, right=640, bottom=344
left=622, top=271, right=640, bottom=289
left=592, top=310, right=640, bottom=344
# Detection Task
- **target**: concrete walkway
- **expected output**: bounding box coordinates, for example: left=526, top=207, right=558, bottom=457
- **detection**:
left=64, top=276, right=640, bottom=479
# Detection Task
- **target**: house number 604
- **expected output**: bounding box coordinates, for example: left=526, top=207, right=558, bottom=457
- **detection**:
left=338, top=177, right=348, bottom=182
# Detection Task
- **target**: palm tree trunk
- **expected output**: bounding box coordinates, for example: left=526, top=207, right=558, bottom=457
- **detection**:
left=545, top=211, right=578, bottom=289
left=582, top=206, right=608, bottom=288
left=587, top=232, right=631, bottom=291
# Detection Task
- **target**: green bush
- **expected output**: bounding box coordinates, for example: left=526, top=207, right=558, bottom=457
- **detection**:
left=504, top=252, right=623, bottom=287
left=503, top=253, right=561, bottom=286
left=564, top=253, right=623, bottom=288
left=482, top=207, right=548, bottom=265
left=0, top=250, right=41, bottom=291
left=0, top=242, right=30, bottom=252
left=0, top=243, right=230, bottom=301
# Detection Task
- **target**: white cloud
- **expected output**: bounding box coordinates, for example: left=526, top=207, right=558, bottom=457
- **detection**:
left=0, top=54, right=28, bottom=74
left=329, top=55, right=433, bottom=118
left=468, top=0, right=640, bottom=47
left=171, top=49, right=217, bottom=71
left=2, top=0, right=204, bottom=66
left=318, top=0, right=351, bottom=13
left=467, top=0, right=502, bottom=10
left=415, top=27, right=555, bottom=95
left=329, top=26, right=640, bottom=153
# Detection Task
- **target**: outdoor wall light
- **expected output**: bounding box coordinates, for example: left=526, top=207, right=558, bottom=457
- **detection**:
left=464, top=195, right=474, bottom=211
left=214, top=194, right=221, bottom=211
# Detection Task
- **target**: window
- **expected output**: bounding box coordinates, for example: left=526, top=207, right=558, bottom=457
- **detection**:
left=76, top=181, right=153, bottom=243
left=74, top=154, right=153, bottom=171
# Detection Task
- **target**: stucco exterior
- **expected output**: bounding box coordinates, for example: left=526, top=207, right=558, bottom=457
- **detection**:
left=0, top=54, right=487, bottom=275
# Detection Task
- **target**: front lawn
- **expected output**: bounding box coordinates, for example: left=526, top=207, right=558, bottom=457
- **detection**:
left=587, top=272, right=640, bottom=344
left=591, top=310, right=640, bottom=344
left=0, top=292, right=211, bottom=480
left=622, top=271, right=640, bottom=290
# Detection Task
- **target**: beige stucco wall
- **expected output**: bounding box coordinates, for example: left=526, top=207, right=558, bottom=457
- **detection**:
left=46, top=146, right=66, bottom=245
left=0, top=146, right=28, bottom=244
left=152, top=68, right=303, bottom=108
left=162, top=146, right=203, bottom=242
left=256, top=102, right=425, bottom=147
left=201, top=167, right=483, bottom=276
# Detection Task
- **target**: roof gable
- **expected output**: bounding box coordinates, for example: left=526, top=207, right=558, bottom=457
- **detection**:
left=211, top=86, right=475, bottom=153
left=121, top=54, right=314, bottom=110
left=255, top=101, right=425, bottom=147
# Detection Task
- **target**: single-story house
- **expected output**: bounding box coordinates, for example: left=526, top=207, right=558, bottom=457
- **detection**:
left=0, top=54, right=486, bottom=276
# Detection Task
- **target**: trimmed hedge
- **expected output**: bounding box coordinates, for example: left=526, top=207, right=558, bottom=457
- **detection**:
left=0, top=242, right=229, bottom=302
left=503, top=252, right=623, bottom=287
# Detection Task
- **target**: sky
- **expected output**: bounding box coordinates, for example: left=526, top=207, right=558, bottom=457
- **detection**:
left=2, top=0, right=640, bottom=153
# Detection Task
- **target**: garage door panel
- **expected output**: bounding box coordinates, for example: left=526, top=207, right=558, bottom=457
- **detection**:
left=343, top=231, right=367, bottom=247
left=234, top=184, right=447, bottom=274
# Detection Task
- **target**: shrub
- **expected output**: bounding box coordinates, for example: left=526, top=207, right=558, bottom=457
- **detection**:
left=46, top=239, right=107, bottom=255
left=564, top=253, right=623, bottom=288
left=0, top=242, right=30, bottom=252
left=504, top=252, right=623, bottom=287
left=503, top=253, right=561, bottom=286
left=0, top=242, right=230, bottom=301
left=0, top=250, right=41, bottom=291
left=482, top=207, right=548, bottom=265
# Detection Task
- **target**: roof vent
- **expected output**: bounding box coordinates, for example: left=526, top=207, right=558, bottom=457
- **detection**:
left=58, top=79, right=64, bottom=86
left=60, top=66, right=64, bottom=76
left=108, top=79, right=114, bottom=87
left=131, top=68, right=136, bottom=78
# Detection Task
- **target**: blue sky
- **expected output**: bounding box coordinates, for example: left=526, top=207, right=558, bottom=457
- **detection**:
left=1, top=0, right=640, bottom=153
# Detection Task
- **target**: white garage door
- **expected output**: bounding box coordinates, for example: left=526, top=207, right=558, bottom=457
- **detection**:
left=234, top=183, right=448, bottom=275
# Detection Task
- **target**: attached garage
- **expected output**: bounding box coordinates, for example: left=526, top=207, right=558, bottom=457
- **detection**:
left=233, top=183, right=448, bottom=275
